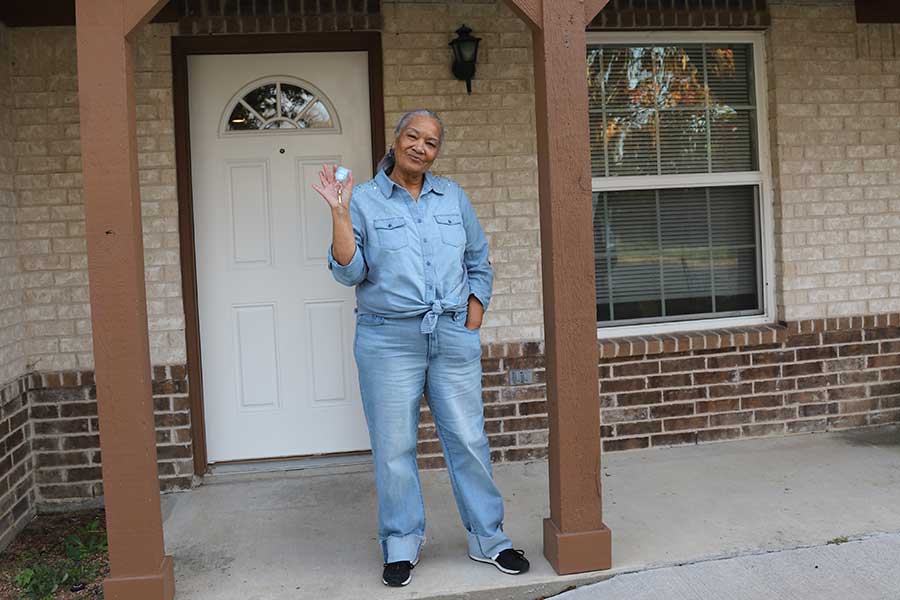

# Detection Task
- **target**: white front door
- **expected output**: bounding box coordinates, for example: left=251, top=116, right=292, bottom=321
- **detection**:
left=188, top=52, right=372, bottom=463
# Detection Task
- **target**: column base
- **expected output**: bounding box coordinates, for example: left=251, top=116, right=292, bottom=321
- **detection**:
left=103, top=555, right=175, bottom=600
left=543, top=517, right=612, bottom=575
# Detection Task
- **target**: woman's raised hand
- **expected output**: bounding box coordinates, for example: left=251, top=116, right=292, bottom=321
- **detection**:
left=312, top=164, right=354, bottom=211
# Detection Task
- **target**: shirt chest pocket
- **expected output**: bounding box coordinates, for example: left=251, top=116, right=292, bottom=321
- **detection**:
left=434, top=213, right=466, bottom=247
left=373, top=216, right=408, bottom=251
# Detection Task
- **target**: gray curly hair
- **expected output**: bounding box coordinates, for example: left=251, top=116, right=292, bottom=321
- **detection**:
left=377, top=109, right=445, bottom=174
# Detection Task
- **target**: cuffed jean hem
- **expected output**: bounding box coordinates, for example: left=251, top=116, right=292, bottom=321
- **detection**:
left=382, top=533, right=425, bottom=564
left=467, top=530, right=513, bottom=560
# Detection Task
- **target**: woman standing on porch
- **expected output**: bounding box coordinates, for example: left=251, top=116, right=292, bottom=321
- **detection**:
left=313, top=110, right=529, bottom=587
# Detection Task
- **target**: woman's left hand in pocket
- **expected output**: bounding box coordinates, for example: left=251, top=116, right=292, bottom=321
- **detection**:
left=465, top=295, right=484, bottom=330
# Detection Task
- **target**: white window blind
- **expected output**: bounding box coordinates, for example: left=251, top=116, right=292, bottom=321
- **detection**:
left=588, top=41, right=765, bottom=327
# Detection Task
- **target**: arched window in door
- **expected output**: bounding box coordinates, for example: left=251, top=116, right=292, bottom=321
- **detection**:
left=221, top=77, right=340, bottom=134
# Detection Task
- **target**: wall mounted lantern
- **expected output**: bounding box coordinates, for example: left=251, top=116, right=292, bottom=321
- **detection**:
left=449, top=25, right=481, bottom=94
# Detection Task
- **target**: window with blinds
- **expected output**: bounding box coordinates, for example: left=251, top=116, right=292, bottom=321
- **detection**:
left=587, top=40, right=766, bottom=328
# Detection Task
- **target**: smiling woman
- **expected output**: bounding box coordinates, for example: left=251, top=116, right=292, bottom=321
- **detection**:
left=310, top=109, right=530, bottom=588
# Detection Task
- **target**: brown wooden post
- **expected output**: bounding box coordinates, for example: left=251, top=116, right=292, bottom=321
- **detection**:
left=502, top=0, right=613, bottom=575
left=75, top=0, right=175, bottom=598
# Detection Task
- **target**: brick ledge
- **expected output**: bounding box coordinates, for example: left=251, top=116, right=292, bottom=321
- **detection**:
left=598, top=323, right=788, bottom=360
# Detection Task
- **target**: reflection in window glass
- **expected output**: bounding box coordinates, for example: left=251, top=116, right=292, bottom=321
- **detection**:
left=228, top=102, right=264, bottom=130
left=225, top=80, right=336, bottom=133
left=587, top=43, right=756, bottom=177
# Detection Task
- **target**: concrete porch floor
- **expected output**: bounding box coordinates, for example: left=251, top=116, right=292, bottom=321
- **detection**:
left=161, top=425, right=900, bottom=600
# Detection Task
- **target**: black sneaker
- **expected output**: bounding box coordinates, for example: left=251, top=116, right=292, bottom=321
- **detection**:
left=382, top=558, right=418, bottom=587
left=469, top=548, right=530, bottom=574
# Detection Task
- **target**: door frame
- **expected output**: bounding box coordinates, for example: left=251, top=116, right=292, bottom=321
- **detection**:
left=172, top=32, right=385, bottom=476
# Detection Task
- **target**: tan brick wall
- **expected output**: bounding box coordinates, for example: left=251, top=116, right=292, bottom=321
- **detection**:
left=0, top=24, right=26, bottom=387
left=10, top=24, right=185, bottom=372
left=770, top=1, right=900, bottom=320
left=382, top=0, right=542, bottom=344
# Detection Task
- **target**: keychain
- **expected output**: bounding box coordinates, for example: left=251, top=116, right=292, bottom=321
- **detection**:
left=335, top=166, right=350, bottom=206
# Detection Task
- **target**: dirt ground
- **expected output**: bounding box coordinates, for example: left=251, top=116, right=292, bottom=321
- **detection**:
left=0, top=509, right=108, bottom=600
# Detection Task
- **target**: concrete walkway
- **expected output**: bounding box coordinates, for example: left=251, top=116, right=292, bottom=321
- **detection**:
left=161, top=425, right=900, bottom=600
left=556, top=532, right=900, bottom=600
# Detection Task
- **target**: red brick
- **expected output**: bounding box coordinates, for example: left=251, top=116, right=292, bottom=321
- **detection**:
left=616, top=390, right=662, bottom=407
left=517, top=401, right=546, bottom=416
left=600, top=378, right=646, bottom=393
left=863, top=327, right=900, bottom=341
left=602, top=407, right=649, bottom=423
left=796, top=347, right=837, bottom=361
left=651, top=432, right=696, bottom=447
left=603, top=437, right=649, bottom=452
left=742, top=423, right=785, bottom=437
left=754, top=378, right=796, bottom=393
left=697, top=428, right=741, bottom=442
left=650, top=403, right=694, bottom=419
left=740, top=394, right=783, bottom=409
left=664, top=387, right=706, bottom=402
left=708, top=383, right=753, bottom=398
left=616, top=421, right=661, bottom=436
left=838, top=370, right=879, bottom=385
left=752, top=350, right=795, bottom=365
left=827, top=414, right=868, bottom=429
left=499, top=386, right=545, bottom=401
left=827, top=386, right=867, bottom=401
left=867, top=354, right=900, bottom=368
left=503, top=447, right=548, bottom=462
left=785, top=333, right=820, bottom=347
left=648, top=373, right=693, bottom=388
left=753, top=407, right=797, bottom=422
left=786, top=419, right=827, bottom=434
left=710, top=411, right=752, bottom=426
left=664, top=416, right=709, bottom=431
left=796, top=374, right=838, bottom=389
left=660, top=357, right=705, bottom=373
left=694, top=370, right=737, bottom=385
left=484, top=404, right=516, bottom=419
left=823, top=330, right=862, bottom=345
left=418, top=456, right=445, bottom=469
left=783, top=362, right=823, bottom=377
left=706, top=354, right=751, bottom=369
left=696, top=398, right=740, bottom=414
left=612, top=361, right=660, bottom=377
left=502, top=416, right=548, bottom=432
left=417, top=440, right=442, bottom=454
left=838, top=343, right=879, bottom=357
left=838, top=399, right=874, bottom=414
left=871, top=409, right=900, bottom=424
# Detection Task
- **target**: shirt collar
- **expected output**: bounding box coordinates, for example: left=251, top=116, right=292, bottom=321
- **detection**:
left=375, top=169, right=445, bottom=199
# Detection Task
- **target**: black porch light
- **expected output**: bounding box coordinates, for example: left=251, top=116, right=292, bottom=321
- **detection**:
left=449, top=25, right=481, bottom=94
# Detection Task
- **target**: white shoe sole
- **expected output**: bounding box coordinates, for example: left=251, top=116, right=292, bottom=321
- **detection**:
left=468, top=554, right=526, bottom=575
left=382, top=557, right=419, bottom=587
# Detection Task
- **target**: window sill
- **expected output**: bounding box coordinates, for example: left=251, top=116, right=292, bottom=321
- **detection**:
left=598, top=322, right=787, bottom=360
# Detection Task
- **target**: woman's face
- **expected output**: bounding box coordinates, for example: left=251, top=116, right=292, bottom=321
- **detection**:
left=392, top=115, right=442, bottom=177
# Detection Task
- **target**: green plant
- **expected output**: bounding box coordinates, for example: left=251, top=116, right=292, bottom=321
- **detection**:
left=14, top=562, right=69, bottom=600
left=827, top=536, right=849, bottom=545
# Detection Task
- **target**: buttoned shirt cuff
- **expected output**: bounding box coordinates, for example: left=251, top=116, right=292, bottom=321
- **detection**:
left=328, top=245, right=365, bottom=285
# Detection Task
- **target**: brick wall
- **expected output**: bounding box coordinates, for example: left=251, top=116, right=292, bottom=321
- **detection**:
left=0, top=23, right=26, bottom=387
left=176, top=0, right=383, bottom=34
left=770, top=2, right=900, bottom=321
left=11, top=24, right=186, bottom=373
left=416, top=316, right=900, bottom=468
left=588, top=0, right=770, bottom=29
left=0, top=376, right=34, bottom=551
left=383, top=0, right=542, bottom=344
left=29, top=366, right=192, bottom=509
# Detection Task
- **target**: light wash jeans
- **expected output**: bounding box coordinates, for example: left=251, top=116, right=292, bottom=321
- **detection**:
left=354, top=309, right=512, bottom=564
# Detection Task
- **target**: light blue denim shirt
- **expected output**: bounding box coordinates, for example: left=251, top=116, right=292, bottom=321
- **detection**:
left=327, top=170, right=492, bottom=331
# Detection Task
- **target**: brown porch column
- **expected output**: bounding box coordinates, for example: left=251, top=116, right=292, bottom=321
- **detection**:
left=75, top=1, right=175, bottom=598
left=503, top=0, right=612, bottom=575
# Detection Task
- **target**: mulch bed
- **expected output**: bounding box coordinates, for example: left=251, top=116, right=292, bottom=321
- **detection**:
left=0, top=509, right=109, bottom=600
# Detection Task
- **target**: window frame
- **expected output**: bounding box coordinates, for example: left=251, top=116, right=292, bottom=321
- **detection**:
left=587, top=31, right=776, bottom=340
